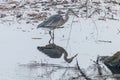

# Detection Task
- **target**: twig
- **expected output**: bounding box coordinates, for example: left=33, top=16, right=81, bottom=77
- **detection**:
left=117, top=28, right=120, bottom=34
left=32, top=38, right=42, bottom=39
left=76, top=59, right=92, bottom=80
left=66, top=16, right=74, bottom=49
left=98, top=40, right=112, bottom=43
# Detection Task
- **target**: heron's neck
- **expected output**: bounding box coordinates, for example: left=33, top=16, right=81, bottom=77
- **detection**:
left=55, top=44, right=74, bottom=63
left=63, top=50, right=77, bottom=63
left=63, top=12, right=69, bottom=23
left=63, top=50, right=70, bottom=62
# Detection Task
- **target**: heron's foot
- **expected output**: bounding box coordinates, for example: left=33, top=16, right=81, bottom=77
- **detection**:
left=49, top=34, right=54, bottom=44
left=49, top=38, right=51, bottom=44
left=49, top=30, right=55, bottom=44
left=49, top=37, right=54, bottom=44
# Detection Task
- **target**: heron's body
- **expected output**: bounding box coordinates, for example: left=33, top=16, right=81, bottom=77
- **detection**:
left=37, top=44, right=77, bottom=63
left=37, top=44, right=64, bottom=58
left=37, top=8, right=78, bottom=29
left=37, top=14, right=68, bottom=29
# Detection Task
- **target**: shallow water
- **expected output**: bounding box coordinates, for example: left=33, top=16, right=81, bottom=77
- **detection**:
left=0, top=0, right=120, bottom=80
left=0, top=18, right=120, bottom=80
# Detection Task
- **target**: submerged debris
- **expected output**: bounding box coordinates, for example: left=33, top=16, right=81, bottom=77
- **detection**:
left=19, top=61, right=77, bottom=69
left=98, top=40, right=112, bottom=43
left=100, top=51, right=120, bottom=74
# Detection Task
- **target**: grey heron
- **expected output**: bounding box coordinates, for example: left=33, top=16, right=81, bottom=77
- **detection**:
left=37, top=43, right=78, bottom=63
left=37, top=8, right=79, bottom=43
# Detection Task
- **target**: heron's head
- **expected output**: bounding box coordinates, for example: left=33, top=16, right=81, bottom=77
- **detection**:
left=37, top=24, right=41, bottom=29
left=67, top=9, right=79, bottom=17
left=66, top=54, right=78, bottom=63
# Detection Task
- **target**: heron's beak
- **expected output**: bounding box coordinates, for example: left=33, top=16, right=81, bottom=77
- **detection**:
left=70, top=9, right=79, bottom=17
left=71, top=54, right=78, bottom=60
left=74, top=54, right=78, bottom=58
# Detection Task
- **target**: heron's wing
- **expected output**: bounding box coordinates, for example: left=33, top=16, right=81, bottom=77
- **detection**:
left=37, top=14, right=63, bottom=28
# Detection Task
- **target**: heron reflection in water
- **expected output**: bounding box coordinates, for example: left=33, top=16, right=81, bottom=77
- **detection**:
left=37, top=43, right=78, bottom=63
left=37, top=8, right=79, bottom=43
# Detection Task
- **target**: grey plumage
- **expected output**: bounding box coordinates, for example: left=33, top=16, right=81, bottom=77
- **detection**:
left=37, top=14, right=65, bottom=29
left=37, top=8, right=78, bottom=29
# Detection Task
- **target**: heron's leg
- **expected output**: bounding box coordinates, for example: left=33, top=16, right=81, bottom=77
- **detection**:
left=49, top=38, right=52, bottom=44
left=49, top=30, right=52, bottom=38
left=52, top=30, right=55, bottom=43
left=49, top=30, right=55, bottom=43
left=49, top=30, right=52, bottom=43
